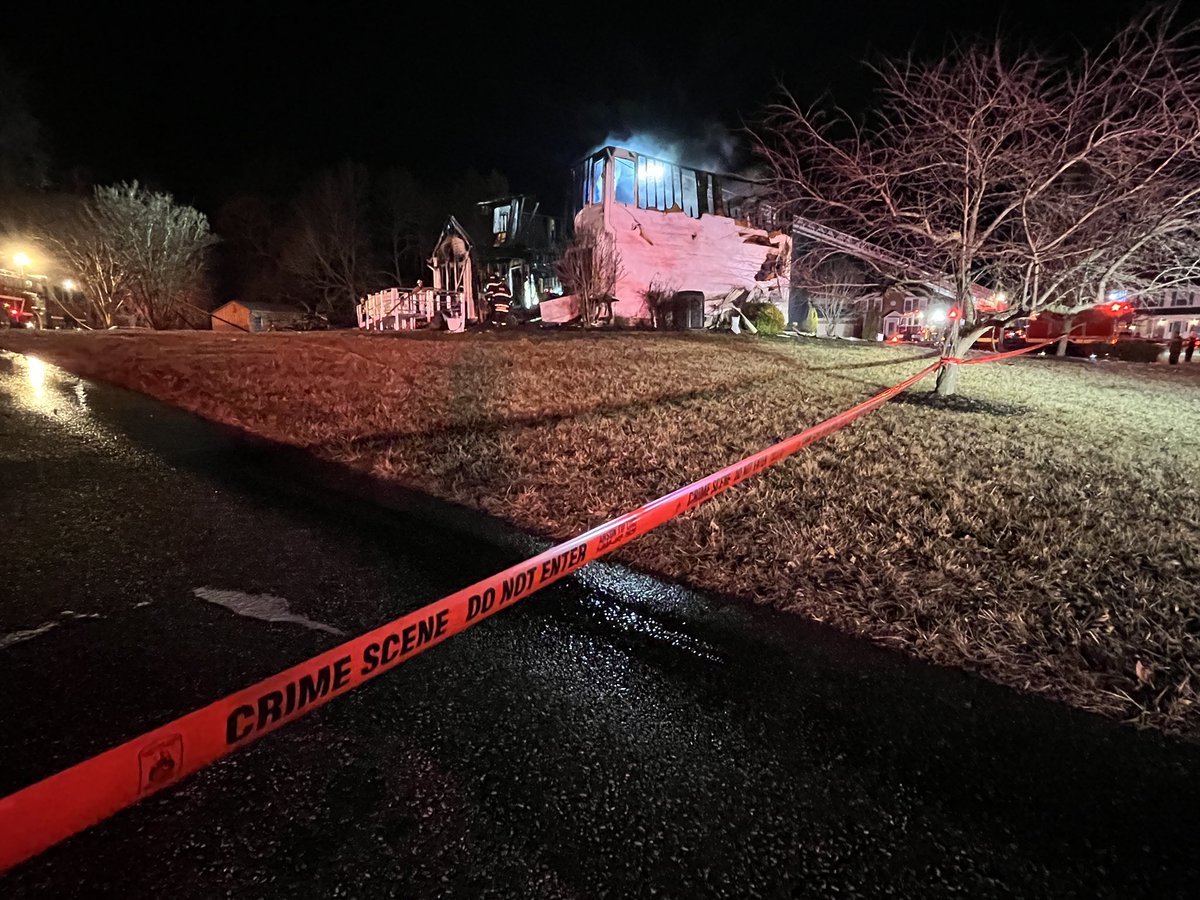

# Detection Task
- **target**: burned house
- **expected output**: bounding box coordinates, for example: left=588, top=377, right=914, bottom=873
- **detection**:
left=540, top=145, right=793, bottom=326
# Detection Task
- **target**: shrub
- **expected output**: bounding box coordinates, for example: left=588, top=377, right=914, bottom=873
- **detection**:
left=641, top=277, right=681, bottom=330
left=742, top=301, right=786, bottom=335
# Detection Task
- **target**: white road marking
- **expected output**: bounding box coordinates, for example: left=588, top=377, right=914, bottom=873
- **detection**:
left=193, top=587, right=345, bottom=635
left=0, top=622, right=60, bottom=650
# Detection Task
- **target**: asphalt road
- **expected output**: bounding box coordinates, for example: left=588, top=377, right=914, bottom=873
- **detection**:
left=1, top=350, right=1198, bottom=899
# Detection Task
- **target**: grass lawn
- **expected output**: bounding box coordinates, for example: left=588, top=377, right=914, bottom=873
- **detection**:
left=4, top=328, right=1199, bottom=735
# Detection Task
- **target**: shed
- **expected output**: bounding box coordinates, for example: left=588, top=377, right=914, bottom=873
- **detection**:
left=211, top=300, right=306, bottom=333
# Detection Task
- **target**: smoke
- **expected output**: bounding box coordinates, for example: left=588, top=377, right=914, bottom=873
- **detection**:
left=586, top=123, right=739, bottom=174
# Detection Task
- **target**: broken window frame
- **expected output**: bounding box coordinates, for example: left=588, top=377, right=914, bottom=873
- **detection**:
left=574, top=146, right=776, bottom=228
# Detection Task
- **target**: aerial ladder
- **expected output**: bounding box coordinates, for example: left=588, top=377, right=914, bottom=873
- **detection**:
left=789, top=215, right=1001, bottom=313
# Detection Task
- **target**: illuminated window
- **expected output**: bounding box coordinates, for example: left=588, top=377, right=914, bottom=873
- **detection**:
left=638, top=157, right=665, bottom=210
left=592, top=156, right=606, bottom=205
left=680, top=168, right=699, bottom=217
left=635, top=156, right=705, bottom=217
left=614, top=157, right=635, bottom=205
left=493, top=206, right=510, bottom=235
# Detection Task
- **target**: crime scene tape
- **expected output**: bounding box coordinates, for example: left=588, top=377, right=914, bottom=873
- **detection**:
left=942, top=337, right=1061, bottom=365
left=0, top=343, right=1044, bottom=871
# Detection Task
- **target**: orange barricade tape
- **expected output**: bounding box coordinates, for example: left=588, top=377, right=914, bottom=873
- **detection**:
left=941, top=333, right=1083, bottom=367
left=0, top=360, right=940, bottom=872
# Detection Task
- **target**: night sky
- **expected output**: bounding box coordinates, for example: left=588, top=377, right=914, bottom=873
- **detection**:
left=7, top=0, right=1163, bottom=212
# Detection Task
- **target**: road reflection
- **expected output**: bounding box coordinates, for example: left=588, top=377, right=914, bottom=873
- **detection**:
left=25, top=355, right=46, bottom=401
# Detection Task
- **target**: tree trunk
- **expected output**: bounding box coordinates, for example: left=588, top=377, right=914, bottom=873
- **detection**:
left=1055, top=315, right=1075, bottom=357
left=935, top=325, right=991, bottom=396
left=935, top=360, right=960, bottom=395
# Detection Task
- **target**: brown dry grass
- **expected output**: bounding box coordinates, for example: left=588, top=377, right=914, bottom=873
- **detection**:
left=5, top=328, right=1199, bottom=734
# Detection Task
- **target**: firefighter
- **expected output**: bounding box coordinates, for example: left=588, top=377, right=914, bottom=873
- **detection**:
left=1168, top=331, right=1184, bottom=365
left=485, top=273, right=513, bottom=325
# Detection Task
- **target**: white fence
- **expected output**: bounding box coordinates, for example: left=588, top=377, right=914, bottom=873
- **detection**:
left=357, top=288, right=468, bottom=333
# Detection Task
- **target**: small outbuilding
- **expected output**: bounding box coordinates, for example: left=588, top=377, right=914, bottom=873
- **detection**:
left=211, top=300, right=306, bottom=333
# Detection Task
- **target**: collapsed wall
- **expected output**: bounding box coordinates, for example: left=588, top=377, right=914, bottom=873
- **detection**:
left=573, top=203, right=791, bottom=324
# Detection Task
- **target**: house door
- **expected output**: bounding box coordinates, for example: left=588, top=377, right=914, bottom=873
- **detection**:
left=883, top=312, right=901, bottom=336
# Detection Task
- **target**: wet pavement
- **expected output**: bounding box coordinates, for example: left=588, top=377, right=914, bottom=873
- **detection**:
left=1, top=350, right=1198, bottom=898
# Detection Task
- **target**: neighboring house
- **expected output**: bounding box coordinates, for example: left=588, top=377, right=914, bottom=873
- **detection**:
left=211, top=301, right=306, bottom=333
left=863, top=289, right=930, bottom=339
left=815, top=288, right=931, bottom=339
left=1130, top=287, right=1200, bottom=339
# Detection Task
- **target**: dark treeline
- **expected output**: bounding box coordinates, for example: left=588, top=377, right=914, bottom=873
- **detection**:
left=212, top=163, right=510, bottom=322
left=1, top=60, right=513, bottom=326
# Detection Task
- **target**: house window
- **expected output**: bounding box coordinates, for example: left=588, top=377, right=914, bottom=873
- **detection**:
left=680, top=168, right=699, bottom=217
left=489, top=207, right=508, bottom=236
left=904, top=298, right=915, bottom=312
left=1175, top=292, right=1190, bottom=307
left=638, top=157, right=675, bottom=211
left=636, top=156, right=703, bottom=218
left=577, top=163, right=590, bottom=208
left=592, top=156, right=606, bottom=205
left=614, top=157, right=635, bottom=206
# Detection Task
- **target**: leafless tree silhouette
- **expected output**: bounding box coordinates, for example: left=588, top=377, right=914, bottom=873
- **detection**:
left=754, top=6, right=1200, bottom=393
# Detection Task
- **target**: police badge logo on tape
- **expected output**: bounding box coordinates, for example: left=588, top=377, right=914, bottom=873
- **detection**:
left=138, top=735, right=183, bottom=793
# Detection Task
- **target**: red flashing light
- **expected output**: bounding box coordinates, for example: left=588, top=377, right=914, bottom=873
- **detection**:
left=947, top=307, right=961, bottom=320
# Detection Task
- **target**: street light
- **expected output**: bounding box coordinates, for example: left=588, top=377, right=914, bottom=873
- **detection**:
left=62, top=279, right=76, bottom=292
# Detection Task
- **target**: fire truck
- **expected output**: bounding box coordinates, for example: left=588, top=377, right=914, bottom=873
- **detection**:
left=1024, top=298, right=1136, bottom=344
left=0, top=268, right=50, bottom=329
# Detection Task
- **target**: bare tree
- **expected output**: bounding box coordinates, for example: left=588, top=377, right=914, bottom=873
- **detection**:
left=280, top=161, right=376, bottom=318
left=376, top=168, right=430, bottom=286
left=798, top=254, right=875, bottom=337
left=47, top=199, right=129, bottom=328
left=48, top=182, right=215, bottom=328
left=214, top=193, right=287, bottom=307
left=754, top=7, right=1200, bottom=393
left=555, top=228, right=625, bottom=325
